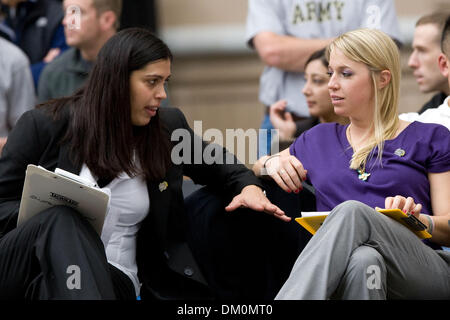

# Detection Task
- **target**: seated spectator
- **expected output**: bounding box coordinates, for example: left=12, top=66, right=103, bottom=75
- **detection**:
left=408, top=11, right=450, bottom=113
left=0, top=0, right=68, bottom=88
left=401, top=15, right=450, bottom=130
left=269, top=48, right=348, bottom=147
left=0, top=28, right=287, bottom=300
left=37, top=0, right=121, bottom=103
left=253, top=28, right=450, bottom=299
left=0, top=37, right=35, bottom=155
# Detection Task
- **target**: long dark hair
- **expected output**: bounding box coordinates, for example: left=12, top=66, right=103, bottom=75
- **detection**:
left=55, top=28, right=173, bottom=182
left=304, top=48, right=328, bottom=69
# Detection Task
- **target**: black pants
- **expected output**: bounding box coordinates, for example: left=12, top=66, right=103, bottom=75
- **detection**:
left=0, top=206, right=135, bottom=300
left=184, top=180, right=314, bottom=300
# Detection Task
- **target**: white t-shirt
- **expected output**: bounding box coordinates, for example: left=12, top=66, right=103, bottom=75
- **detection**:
left=79, top=164, right=149, bottom=297
left=246, top=0, right=402, bottom=117
left=399, top=96, right=450, bottom=131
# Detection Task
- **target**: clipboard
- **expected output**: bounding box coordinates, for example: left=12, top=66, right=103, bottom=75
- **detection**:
left=18, top=165, right=110, bottom=235
left=375, top=208, right=431, bottom=239
left=295, top=211, right=329, bottom=235
left=295, top=208, right=432, bottom=239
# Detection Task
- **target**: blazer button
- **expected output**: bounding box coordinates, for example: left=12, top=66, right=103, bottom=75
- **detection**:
left=184, top=266, right=194, bottom=277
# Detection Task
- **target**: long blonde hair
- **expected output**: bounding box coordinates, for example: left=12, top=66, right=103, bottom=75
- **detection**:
left=326, top=28, right=401, bottom=170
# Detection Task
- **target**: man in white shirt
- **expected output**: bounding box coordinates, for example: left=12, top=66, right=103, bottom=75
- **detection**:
left=400, top=15, right=450, bottom=131
left=403, top=97, right=450, bottom=130
left=408, top=12, right=450, bottom=114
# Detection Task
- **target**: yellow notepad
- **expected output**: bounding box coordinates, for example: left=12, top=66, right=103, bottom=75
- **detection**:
left=295, top=212, right=329, bottom=235
left=295, top=208, right=432, bottom=239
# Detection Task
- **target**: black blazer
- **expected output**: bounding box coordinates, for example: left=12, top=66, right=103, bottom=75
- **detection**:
left=0, top=105, right=263, bottom=299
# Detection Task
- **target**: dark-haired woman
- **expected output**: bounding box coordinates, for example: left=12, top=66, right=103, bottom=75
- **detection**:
left=269, top=48, right=348, bottom=145
left=0, top=28, right=287, bottom=300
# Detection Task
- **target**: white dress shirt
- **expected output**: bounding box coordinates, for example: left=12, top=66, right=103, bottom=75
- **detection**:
left=79, top=164, right=149, bottom=297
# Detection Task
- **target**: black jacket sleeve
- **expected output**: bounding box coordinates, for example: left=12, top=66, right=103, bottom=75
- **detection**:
left=0, top=108, right=64, bottom=237
left=0, top=111, right=40, bottom=237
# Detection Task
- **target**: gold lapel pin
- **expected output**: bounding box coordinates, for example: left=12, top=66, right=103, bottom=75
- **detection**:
left=159, top=181, right=168, bottom=192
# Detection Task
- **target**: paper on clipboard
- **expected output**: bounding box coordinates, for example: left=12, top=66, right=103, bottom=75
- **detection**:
left=295, top=208, right=432, bottom=239
left=18, top=165, right=110, bottom=235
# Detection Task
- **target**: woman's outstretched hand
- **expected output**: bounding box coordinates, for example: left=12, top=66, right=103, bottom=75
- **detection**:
left=225, top=185, right=291, bottom=222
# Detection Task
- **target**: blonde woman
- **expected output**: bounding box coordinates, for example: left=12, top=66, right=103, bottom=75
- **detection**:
left=253, top=28, right=450, bottom=299
left=269, top=48, right=348, bottom=143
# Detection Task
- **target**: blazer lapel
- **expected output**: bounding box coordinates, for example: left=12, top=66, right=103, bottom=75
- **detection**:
left=147, top=179, right=171, bottom=249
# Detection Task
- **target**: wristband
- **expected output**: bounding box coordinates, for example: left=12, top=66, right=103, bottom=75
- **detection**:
left=263, top=154, right=280, bottom=169
left=424, top=214, right=434, bottom=235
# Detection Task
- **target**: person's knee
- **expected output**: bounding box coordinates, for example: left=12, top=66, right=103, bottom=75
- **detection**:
left=326, top=200, right=382, bottom=236
left=331, top=200, right=374, bottom=221
left=335, top=200, right=368, bottom=212
left=34, top=205, right=85, bottom=230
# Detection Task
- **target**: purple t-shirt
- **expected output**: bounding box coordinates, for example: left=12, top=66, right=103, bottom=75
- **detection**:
left=290, top=122, right=450, bottom=215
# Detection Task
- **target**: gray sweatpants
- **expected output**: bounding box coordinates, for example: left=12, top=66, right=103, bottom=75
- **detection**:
left=275, top=200, right=450, bottom=300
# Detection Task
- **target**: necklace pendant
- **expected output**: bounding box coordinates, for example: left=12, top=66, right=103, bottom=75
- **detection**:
left=357, top=169, right=371, bottom=181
